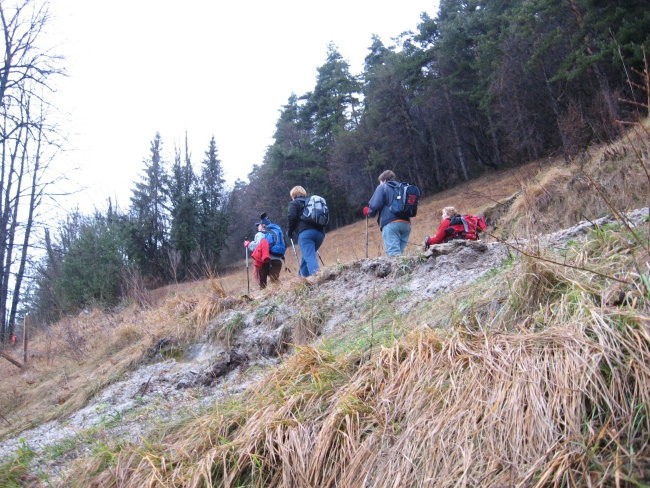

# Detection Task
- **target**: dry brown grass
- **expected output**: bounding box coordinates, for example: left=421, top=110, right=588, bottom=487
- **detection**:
left=2, top=118, right=649, bottom=487
left=73, top=252, right=649, bottom=487
left=0, top=282, right=230, bottom=440
left=67, top=194, right=650, bottom=487
left=503, top=120, right=650, bottom=238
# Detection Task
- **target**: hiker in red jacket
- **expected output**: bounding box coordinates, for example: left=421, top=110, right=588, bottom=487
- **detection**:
left=244, top=219, right=283, bottom=289
left=424, top=206, right=486, bottom=248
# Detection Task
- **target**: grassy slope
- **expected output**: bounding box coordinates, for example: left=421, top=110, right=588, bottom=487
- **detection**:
left=1, top=121, right=649, bottom=487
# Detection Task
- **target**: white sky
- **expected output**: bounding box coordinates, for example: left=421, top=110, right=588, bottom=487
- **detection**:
left=45, top=0, right=438, bottom=212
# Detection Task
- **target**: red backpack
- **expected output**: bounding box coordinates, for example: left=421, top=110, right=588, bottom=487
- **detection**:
left=445, top=214, right=487, bottom=241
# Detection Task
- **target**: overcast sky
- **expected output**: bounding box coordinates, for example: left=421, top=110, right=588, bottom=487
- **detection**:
left=45, top=0, right=438, bottom=212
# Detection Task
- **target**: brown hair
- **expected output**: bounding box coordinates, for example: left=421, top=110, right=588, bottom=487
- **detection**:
left=378, top=170, right=396, bottom=183
left=290, top=185, right=307, bottom=199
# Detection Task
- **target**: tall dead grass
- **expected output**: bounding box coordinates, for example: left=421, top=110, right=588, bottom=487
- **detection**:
left=0, top=282, right=229, bottom=440
left=68, top=218, right=650, bottom=487
left=503, top=120, right=649, bottom=239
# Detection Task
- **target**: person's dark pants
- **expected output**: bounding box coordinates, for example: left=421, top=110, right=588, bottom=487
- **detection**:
left=256, top=258, right=283, bottom=289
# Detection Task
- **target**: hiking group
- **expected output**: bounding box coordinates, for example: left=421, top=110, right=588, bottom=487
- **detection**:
left=243, top=185, right=329, bottom=290
left=243, top=170, right=486, bottom=289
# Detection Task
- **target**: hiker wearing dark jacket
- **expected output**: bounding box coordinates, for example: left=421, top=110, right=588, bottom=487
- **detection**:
left=287, top=185, right=325, bottom=278
left=244, top=217, right=282, bottom=289
left=363, top=169, right=411, bottom=256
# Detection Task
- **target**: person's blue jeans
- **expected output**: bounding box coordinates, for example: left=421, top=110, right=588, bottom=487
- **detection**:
left=298, top=229, right=325, bottom=277
left=382, top=221, right=411, bottom=256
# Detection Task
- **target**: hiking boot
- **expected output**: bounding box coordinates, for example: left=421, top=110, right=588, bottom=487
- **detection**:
left=304, top=270, right=323, bottom=285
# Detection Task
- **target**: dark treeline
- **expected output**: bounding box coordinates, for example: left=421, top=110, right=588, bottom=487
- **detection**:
left=26, top=0, right=650, bottom=324
left=224, top=0, right=649, bottom=259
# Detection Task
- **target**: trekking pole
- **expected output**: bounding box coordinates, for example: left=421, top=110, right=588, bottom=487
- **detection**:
left=365, top=215, right=369, bottom=258
left=317, top=251, right=325, bottom=267
left=290, top=238, right=300, bottom=268
left=245, top=246, right=250, bottom=294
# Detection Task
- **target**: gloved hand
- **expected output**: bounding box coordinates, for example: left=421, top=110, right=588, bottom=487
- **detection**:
left=423, top=236, right=430, bottom=251
left=363, top=206, right=370, bottom=217
left=243, top=240, right=251, bottom=248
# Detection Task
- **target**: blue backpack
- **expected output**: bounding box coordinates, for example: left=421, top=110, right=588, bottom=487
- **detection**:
left=264, top=222, right=286, bottom=257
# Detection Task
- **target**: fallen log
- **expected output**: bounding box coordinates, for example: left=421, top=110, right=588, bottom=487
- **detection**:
left=0, top=350, right=23, bottom=369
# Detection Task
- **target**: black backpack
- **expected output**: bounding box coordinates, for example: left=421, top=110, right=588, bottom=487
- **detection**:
left=388, top=181, right=420, bottom=218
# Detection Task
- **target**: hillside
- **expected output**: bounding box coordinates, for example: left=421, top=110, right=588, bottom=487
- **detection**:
left=0, top=121, right=648, bottom=487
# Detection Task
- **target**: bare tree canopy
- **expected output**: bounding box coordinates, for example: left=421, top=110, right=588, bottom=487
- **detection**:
left=0, top=0, right=63, bottom=341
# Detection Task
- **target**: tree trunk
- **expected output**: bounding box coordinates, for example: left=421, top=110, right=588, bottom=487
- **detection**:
left=10, top=107, right=42, bottom=336
left=444, top=87, right=469, bottom=181
left=568, top=0, right=620, bottom=134
left=542, top=64, right=571, bottom=163
left=0, top=128, right=21, bottom=342
left=486, top=109, right=503, bottom=168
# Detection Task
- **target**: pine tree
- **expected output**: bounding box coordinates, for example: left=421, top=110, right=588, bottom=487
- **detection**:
left=128, top=133, right=170, bottom=284
left=197, top=136, right=227, bottom=273
left=168, top=136, right=199, bottom=281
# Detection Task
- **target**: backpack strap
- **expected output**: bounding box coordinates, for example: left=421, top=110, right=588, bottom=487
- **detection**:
left=460, top=216, right=470, bottom=233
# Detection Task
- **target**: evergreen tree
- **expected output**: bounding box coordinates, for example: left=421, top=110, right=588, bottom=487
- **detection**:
left=58, top=211, right=125, bottom=311
left=266, top=94, right=321, bottom=205
left=308, top=44, right=362, bottom=149
left=167, top=136, right=199, bottom=281
left=358, top=34, right=435, bottom=192
left=128, top=132, right=170, bottom=285
left=30, top=207, right=128, bottom=318
left=197, top=136, right=228, bottom=273
left=302, top=45, right=363, bottom=226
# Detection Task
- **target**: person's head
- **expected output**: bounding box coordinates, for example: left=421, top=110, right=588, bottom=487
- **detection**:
left=441, top=206, right=457, bottom=219
left=378, top=170, right=396, bottom=183
left=290, top=185, right=307, bottom=200
left=259, top=212, right=271, bottom=226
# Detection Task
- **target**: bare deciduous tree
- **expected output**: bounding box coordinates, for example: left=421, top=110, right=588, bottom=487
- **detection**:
left=0, top=0, right=63, bottom=342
